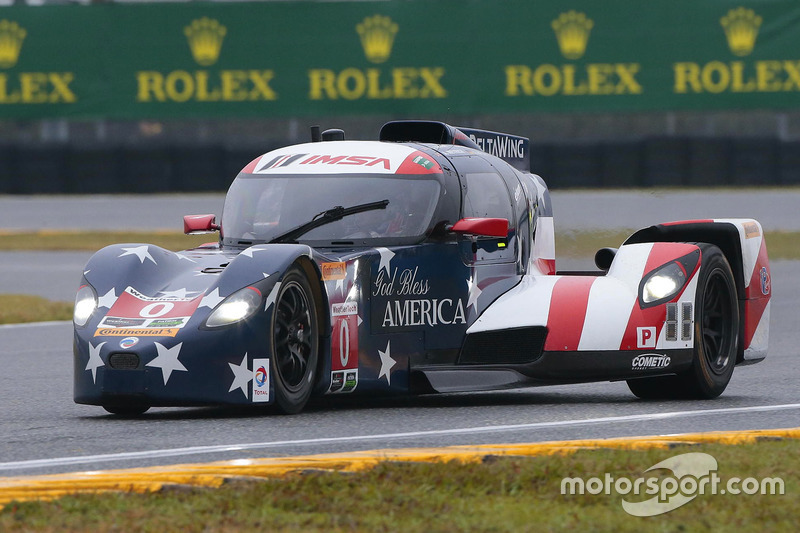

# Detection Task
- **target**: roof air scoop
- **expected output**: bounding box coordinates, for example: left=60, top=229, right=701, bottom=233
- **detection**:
left=380, top=120, right=530, bottom=171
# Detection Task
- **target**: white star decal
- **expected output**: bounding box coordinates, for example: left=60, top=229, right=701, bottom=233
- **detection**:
left=262, top=272, right=270, bottom=278
left=97, top=288, right=118, bottom=309
left=199, top=288, right=224, bottom=309
left=376, top=247, right=395, bottom=276
left=175, top=253, right=196, bottom=263
left=228, top=353, right=252, bottom=398
left=158, top=288, right=199, bottom=299
left=467, top=276, right=483, bottom=310
left=146, top=342, right=187, bottom=385
left=240, top=247, right=267, bottom=258
left=335, top=276, right=346, bottom=296
left=378, top=340, right=396, bottom=386
left=265, top=282, right=281, bottom=311
left=86, top=341, right=106, bottom=384
left=119, top=245, right=156, bottom=264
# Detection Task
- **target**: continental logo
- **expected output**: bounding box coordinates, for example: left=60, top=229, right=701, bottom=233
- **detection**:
left=721, top=7, right=761, bottom=57
left=0, top=19, right=77, bottom=104
left=137, top=17, right=276, bottom=103
left=322, top=262, right=347, bottom=281
left=0, top=19, right=25, bottom=69
left=505, top=11, right=641, bottom=97
left=185, top=17, right=227, bottom=66
left=674, top=8, right=800, bottom=95
left=308, top=14, right=446, bottom=101
left=551, top=10, right=593, bottom=60
left=357, top=15, right=398, bottom=64
left=94, top=328, right=180, bottom=338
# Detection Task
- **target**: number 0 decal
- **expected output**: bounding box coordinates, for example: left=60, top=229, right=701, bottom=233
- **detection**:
left=139, top=302, right=175, bottom=318
left=331, top=311, right=358, bottom=371
left=339, top=318, right=350, bottom=367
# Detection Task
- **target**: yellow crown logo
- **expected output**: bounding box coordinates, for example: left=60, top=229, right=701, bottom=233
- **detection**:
left=720, top=7, right=761, bottom=56
left=0, top=20, right=26, bottom=69
left=184, top=17, right=227, bottom=66
left=356, top=15, right=398, bottom=64
left=551, top=11, right=593, bottom=60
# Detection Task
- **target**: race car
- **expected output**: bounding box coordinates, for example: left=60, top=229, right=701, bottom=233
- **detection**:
left=73, top=121, right=772, bottom=415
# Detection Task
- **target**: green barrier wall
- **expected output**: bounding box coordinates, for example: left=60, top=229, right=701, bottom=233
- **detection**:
left=1, top=0, right=799, bottom=119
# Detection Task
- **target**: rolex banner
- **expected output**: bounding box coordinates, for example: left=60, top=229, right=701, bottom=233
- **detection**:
left=1, top=0, right=800, bottom=119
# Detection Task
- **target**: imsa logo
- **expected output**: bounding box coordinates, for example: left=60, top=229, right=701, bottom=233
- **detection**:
left=632, top=353, right=671, bottom=370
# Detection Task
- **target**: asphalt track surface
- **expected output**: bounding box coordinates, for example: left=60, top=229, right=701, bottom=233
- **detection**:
left=0, top=191, right=797, bottom=478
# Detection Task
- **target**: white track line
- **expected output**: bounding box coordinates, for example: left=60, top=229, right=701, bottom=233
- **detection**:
left=2, top=403, right=799, bottom=473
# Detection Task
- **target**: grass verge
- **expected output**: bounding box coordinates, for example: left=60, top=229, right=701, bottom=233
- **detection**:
left=0, top=439, right=795, bottom=532
left=0, top=231, right=212, bottom=252
left=0, top=295, right=72, bottom=325
left=0, top=229, right=796, bottom=259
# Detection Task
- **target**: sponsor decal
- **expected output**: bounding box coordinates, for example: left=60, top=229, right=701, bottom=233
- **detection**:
left=252, top=358, right=270, bottom=402
left=637, top=326, right=657, bottom=349
left=95, top=328, right=181, bottom=338
left=119, top=336, right=139, bottom=349
left=744, top=221, right=761, bottom=239
left=412, top=155, right=435, bottom=170
left=100, top=317, right=146, bottom=328
left=344, top=371, right=358, bottom=392
left=760, top=267, right=771, bottom=295
left=327, top=370, right=359, bottom=394
left=632, top=353, right=671, bottom=370
left=322, top=262, right=347, bottom=281
left=332, top=302, right=359, bottom=371
left=329, top=371, right=344, bottom=393
left=95, top=287, right=200, bottom=337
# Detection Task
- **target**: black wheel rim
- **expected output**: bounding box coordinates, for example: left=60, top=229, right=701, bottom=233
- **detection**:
left=702, top=269, right=734, bottom=374
left=274, top=281, right=314, bottom=391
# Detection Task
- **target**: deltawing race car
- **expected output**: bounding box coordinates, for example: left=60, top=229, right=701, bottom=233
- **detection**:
left=73, top=121, right=772, bottom=415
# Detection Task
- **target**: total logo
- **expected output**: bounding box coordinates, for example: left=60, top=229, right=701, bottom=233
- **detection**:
left=632, top=353, right=671, bottom=370
left=760, top=267, right=770, bottom=296
left=255, top=365, right=268, bottom=387
left=119, top=337, right=139, bottom=349
left=252, top=358, right=270, bottom=403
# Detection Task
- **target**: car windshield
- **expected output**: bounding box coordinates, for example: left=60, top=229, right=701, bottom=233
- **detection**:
left=221, top=173, right=441, bottom=245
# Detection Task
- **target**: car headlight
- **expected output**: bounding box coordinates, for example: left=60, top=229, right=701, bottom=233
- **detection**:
left=205, top=286, right=263, bottom=327
left=641, top=262, right=687, bottom=305
left=74, top=285, right=98, bottom=327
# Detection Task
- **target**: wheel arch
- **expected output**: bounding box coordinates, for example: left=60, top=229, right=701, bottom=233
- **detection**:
left=294, top=256, right=331, bottom=382
left=625, top=221, right=747, bottom=363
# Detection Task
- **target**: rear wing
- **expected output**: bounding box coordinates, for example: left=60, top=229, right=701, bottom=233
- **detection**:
left=380, top=120, right=530, bottom=172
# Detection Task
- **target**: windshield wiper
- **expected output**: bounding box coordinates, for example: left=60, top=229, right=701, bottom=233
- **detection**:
left=269, top=199, right=390, bottom=243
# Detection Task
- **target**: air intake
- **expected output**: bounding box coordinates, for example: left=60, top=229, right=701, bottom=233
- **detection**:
left=108, top=352, right=141, bottom=370
left=458, top=327, right=547, bottom=365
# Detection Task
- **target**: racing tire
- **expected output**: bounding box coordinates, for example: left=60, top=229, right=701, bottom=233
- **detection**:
left=627, top=244, right=738, bottom=400
left=102, top=403, right=150, bottom=416
left=270, top=266, right=319, bottom=414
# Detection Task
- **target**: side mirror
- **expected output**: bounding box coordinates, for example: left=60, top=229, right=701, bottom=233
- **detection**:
left=184, top=214, right=220, bottom=234
left=450, top=217, right=509, bottom=238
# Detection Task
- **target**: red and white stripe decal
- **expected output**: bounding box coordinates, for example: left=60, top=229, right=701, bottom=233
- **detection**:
left=618, top=242, right=699, bottom=351
left=544, top=277, right=596, bottom=351
left=744, top=236, right=771, bottom=349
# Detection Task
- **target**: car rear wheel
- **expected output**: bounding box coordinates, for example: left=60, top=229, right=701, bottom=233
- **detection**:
left=627, top=243, right=738, bottom=400
left=270, top=266, right=319, bottom=414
